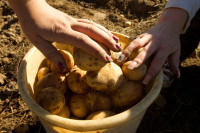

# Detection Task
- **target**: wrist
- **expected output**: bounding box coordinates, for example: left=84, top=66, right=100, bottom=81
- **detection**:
left=157, top=8, right=188, bottom=35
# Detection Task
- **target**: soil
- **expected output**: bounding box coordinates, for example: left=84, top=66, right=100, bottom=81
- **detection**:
left=0, top=0, right=200, bottom=133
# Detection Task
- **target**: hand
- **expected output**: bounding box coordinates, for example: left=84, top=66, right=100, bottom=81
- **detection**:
left=119, top=8, right=188, bottom=85
left=13, top=0, right=120, bottom=72
left=122, top=23, right=181, bottom=84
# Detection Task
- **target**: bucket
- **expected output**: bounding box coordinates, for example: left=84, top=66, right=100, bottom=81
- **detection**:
left=17, top=32, right=163, bottom=133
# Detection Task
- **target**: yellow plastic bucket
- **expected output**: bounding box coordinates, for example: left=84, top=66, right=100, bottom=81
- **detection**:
left=17, top=33, right=163, bottom=133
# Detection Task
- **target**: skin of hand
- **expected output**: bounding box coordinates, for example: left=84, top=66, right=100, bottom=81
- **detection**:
left=7, top=0, right=121, bottom=72
left=119, top=8, right=188, bottom=85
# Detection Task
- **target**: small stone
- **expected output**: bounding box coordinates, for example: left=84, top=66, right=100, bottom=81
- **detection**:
left=125, top=21, right=132, bottom=27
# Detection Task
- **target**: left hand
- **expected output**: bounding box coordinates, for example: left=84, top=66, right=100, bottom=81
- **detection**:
left=119, top=21, right=181, bottom=85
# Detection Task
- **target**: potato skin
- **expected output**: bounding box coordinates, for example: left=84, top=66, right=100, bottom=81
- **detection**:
left=73, top=43, right=110, bottom=71
left=111, top=80, right=144, bottom=109
left=69, top=94, right=89, bottom=118
left=37, top=67, right=51, bottom=81
left=57, top=105, right=70, bottom=118
left=122, top=61, right=147, bottom=81
left=85, top=62, right=124, bottom=92
left=36, top=87, right=65, bottom=114
left=110, top=51, right=124, bottom=66
left=67, top=66, right=89, bottom=94
left=84, top=92, right=111, bottom=112
left=36, top=72, right=67, bottom=95
left=86, top=110, right=115, bottom=120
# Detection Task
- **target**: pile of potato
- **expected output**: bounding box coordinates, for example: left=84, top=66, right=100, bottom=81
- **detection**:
left=34, top=41, right=147, bottom=120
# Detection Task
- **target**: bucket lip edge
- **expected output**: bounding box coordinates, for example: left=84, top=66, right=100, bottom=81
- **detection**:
left=17, top=33, right=163, bottom=131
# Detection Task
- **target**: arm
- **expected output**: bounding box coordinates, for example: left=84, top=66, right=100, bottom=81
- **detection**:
left=165, top=0, right=200, bottom=33
left=7, top=0, right=119, bottom=72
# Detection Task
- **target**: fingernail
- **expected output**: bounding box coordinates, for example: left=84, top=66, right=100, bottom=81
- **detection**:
left=112, top=36, right=119, bottom=43
left=118, top=54, right=125, bottom=62
left=116, top=44, right=122, bottom=51
left=105, top=55, right=113, bottom=62
left=143, top=75, right=152, bottom=85
left=58, top=62, right=65, bottom=71
left=127, top=61, right=137, bottom=69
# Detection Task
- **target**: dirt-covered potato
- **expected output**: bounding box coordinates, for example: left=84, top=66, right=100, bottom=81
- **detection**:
left=73, top=44, right=110, bottom=71
left=36, top=72, right=67, bottom=95
left=85, top=62, right=124, bottom=92
left=86, top=110, right=115, bottom=120
left=122, top=61, right=147, bottom=81
left=37, top=67, right=51, bottom=81
left=50, top=49, right=74, bottom=73
left=84, top=92, right=111, bottom=112
left=36, top=87, right=65, bottom=114
left=67, top=66, right=89, bottom=94
left=111, top=80, right=144, bottom=109
left=57, top=105, right=70, bottom=118
left=69, top=94, right=89, bottom=118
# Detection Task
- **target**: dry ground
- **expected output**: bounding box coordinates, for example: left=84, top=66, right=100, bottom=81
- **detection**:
left=0, top=0, right=200, bottom=133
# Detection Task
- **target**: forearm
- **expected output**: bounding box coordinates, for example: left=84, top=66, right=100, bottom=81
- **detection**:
left=157, top=8, right=188, bottom=35
left=165, top=0, right=200, bottom=33
left=7, top=0, right=46, bottom=21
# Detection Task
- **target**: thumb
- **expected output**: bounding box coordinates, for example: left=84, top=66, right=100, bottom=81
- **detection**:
left=31, top=37, right=66, bottom=72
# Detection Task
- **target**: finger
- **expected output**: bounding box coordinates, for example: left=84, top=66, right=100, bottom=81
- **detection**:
left=143, top=51, right=168, bottom=85
left=71, top=22, right=122, bottom=52
left=76, top=19, right=113, bottom=37
left=53, top=29, right=112, bottom=62
left=29, top=36, right=66, bottom=72
left=127, top=41, right=157, bottom=69
left=168, top=50, right=181, bottom=78
left=118, top=34, right=151, bottom=62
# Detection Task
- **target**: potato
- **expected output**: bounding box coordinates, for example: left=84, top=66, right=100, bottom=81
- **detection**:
left=110, top=51, right=124, bottom=66
left=122, top=61, right=147, bottom=81
left=57, top=105, right=70, bottom=118
left=67, top=66, right=89, bottom=94
left=36, top=87, right=65, bottom=114
left=36, top=72, right=67, bottom=95
left=37, top=67, right=51, bottom=81
left=69, top=94, right=89, bottom=118
left=53, top=42, right=74, bottom=55
left=85, top=62, right=124, bottom=92
left=73, top=43, right=110, bottom=71
left=111, top=80, right=144, bottom=109
left=128, top=48, right=143, bottom=60
left=86, top=110, right=115, bottom=120
left=84, top=92, right=111, bottom=112
left=44, top=58, right=51, bottom=68
left=50, top=49, right=74, bottom=73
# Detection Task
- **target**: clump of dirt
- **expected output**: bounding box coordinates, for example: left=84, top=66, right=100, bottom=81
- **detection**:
left=0, top=0, right=200, bottom=133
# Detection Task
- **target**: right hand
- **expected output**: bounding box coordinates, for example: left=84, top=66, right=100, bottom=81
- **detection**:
left=17, top=0, right=120, bottom=72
